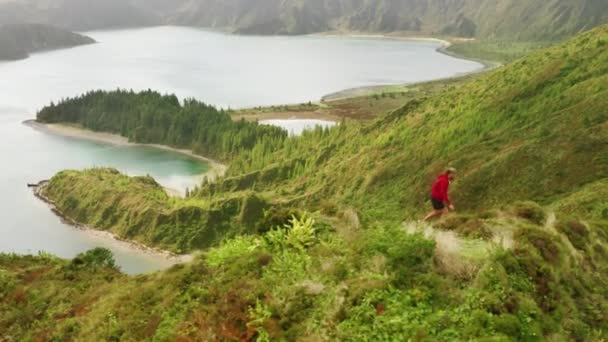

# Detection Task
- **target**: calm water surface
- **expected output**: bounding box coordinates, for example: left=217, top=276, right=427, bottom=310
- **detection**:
left=0, top=26, right=482, bottom=273
left=0, top=112, right=206, bottom=274
left=260, top=119, right=336, bottom=136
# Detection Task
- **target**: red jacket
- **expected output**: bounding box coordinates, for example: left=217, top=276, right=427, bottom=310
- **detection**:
left=431, top=173, right=451, bottom=205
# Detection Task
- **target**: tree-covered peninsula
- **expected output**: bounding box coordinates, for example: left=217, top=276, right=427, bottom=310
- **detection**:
left=37, top=90, right=288, bottom=161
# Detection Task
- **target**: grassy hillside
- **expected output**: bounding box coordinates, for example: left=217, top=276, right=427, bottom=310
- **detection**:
left=213, top=24, right=608, bottom=225
left=0, top=23, right=94, bottom=60
left=445, top=41, right=555, bottom=64
left=233, top=75, right=478, bottom=122
left=40, top=168, right=272, bottom=254
left=36, top=24, right=608, bottom=246
left=6, top=24, right=608, bottom=341
left=2, top=189, right=607, bottom=340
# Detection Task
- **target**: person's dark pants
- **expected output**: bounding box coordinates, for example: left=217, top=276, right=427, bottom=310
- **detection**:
left=430, top=196, right=445, bottom=210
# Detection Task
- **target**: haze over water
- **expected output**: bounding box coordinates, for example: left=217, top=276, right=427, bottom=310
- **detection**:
left=0, top=26, right=481, bottom=111
left=0, top=26, right=482, bottom=273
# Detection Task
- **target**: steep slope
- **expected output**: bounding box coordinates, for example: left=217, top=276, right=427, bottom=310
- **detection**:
left=214, top=24, right=608, bottom=224
left=38, top=168, right=270, bottom=254
left=169, top=0, right=608, bottom=40
left=34, top=25, right=608, bottom=237
left=4, top=23, right=608, bottom=341
left=0, top=23, right=94, bottom=60
left=2, top=184, right=608, bottom=339
left=1, top=0, right=607, bottom=40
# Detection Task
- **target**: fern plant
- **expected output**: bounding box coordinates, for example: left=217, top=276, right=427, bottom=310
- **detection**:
left=285, top=215, right=316, bottom=251
left=263, top=215, right=317, bottom=252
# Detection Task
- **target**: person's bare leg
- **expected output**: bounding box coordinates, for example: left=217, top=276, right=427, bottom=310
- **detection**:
left=423, top=207, right=449, bottom=222
left=423, top=210, right=442, bottom=221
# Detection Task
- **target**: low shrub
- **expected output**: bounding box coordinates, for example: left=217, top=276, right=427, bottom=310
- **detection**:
left=493, top=314, right=521, bottom=336
left=205, top=236, right=259, bottom=268
left=437, top=214, right=473, bottom=231
left=512, top=247, right=561, bottom=313
left=364, top=227, right=436, bottom=286
left=256, top=207, right=302, bottom=234
left=69, top=248, right=116, bottom=269
left=238, top=194, right=268, bottom=230
left=319, top=200, right=339, bottom=215
left=515, top=227, right=562, bottom=265
left=555, top=218, right=589, bottom=250
left=437, top=214, right=492, bottom=239
left=0, top=270, right=16, bottom=298
left=458, top=221, right=493, bottom=240
left=478, top=209, right=499, bottom=219
left=512, top=201, right=547, bottom=225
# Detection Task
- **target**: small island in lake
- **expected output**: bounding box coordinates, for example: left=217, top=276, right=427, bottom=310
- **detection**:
left=0, top=23, right=95, bottom=61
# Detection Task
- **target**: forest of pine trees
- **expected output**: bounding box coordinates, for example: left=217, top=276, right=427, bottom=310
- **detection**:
left=37, top=90, right=288, bottom=161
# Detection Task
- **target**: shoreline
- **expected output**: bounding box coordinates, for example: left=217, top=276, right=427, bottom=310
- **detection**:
left=31, top=180, right=193, bottom=264
left=318, top=33, right=499, bottom=102
left=24, top=120, right=228, bottom=184
left=236, top=32, right=500, bottom=115
left=320, top=61, right=498, bottom=103
left=312, top=31, right=454, bottom=48
left=436, top=44, right=502, bottom=71
left=310, top=31, right=501, bottom=68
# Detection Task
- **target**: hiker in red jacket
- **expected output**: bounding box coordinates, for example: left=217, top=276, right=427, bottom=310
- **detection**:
left=423, top=168, right=457, bottom=221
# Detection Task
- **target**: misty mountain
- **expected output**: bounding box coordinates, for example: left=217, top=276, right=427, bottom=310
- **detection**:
left=0, top=0, right=160, bottom=31
left=168, top=0, right=608, bottom=40
left=0, top=23, right=94, bottom=60
left=1, top=0, right=607, bottom=41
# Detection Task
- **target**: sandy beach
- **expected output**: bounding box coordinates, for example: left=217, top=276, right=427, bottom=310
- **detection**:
left=24, top=120, right=228, bottom=183
left=313, top=31, right=454, bottom=47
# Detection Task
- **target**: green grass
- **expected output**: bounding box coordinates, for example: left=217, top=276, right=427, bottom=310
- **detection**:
left=42, top=168, right=271, bottom=254
left=2, top=196, right=607, bottom=340
left=212, top=24, right=608, bottom=227
left=446, top=40, right=555, bottom=64
left=231, top=75, right=478, bottom=122
left=4, top=24, right=608, bottom=340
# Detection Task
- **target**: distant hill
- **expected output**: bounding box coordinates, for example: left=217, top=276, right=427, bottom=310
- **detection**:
left=0, top=0, right=160, bottom=31
left=1, top=0, right=607, bottom=41
left=168, top=0, right=608, bottom=40
left=0, top=23, right=94, bottom=60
